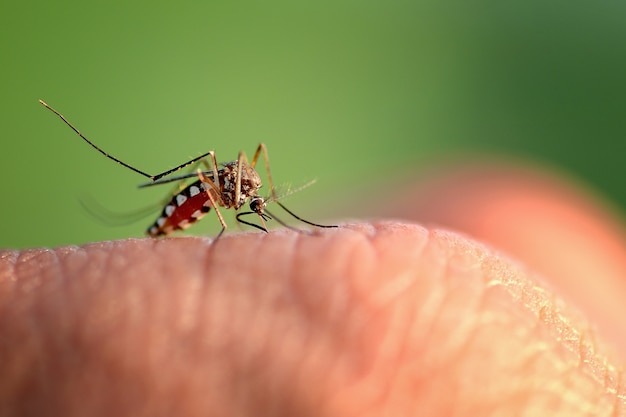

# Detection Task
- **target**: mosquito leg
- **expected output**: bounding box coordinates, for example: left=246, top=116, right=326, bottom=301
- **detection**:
left=250, top=143, right=337, bottom=230
left=40, top=100, right=154, bottom=179
left=196, top=169, right=228, bottom=237
left=234, top=150, right=249, bottom=208
left=39, top=99, right=217, bottom=183
left=250, top=143, right=277, bottom=200
left=250, top=143, right=263, bottom=168
left=199, top=150, right=223, bottom=197
left=208, top=151, right=220, bottom=186
left=151, top=150, right=215, bottom=182
left=235, top=150, right=271, bottom=228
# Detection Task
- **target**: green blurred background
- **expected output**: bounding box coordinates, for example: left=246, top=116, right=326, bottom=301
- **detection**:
left=2, top=1, right=625, bottom=248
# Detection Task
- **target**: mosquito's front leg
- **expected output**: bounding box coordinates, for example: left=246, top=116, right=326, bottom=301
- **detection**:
left=234, top=150, right=249, bottom=207
left=250, top=143, right=277, bottom=201
left=208, top=151, right=220, bottom=187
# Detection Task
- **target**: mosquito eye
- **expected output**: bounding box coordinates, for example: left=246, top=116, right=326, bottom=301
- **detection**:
left=250, top=198, right=265, bottom=213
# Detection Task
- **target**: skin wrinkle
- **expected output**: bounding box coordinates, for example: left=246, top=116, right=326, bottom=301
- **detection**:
left=152, top=238, right=206, bottom=344
left=384, top=228, right=623, bottom=415
left=184, top=241, right=223, bottom=415
left=208, top=232, right=312, bottom=416
left=427, top=236, right=487, bottom=412
left=141, top=243, right=176, bottom=389
left=132, top=242, right=193, bottom=411
left=616, top=373, right=626, bottom=417
left=0, top=250, right=18, bottom=327
left=394, top=235, right=446, bottom=390
left=0, top=250, right=18, bottom=288
left=3, top=251, right=58, bottom=415
left=366, top=266, right=428, bottom=411
left=373, top=228, right=450, bottom=416
left=234, top=232, right=289, bottom=415
left=325, top=232, right=386, bottom=414
left=579, top=330, right=605, bottom=380
left=149, top=239, right=214, bottom=415
left=378, top=229, right=449, bottom=413
left=322, top=224, right=451, bottom=415
left=33, top=249, right=77, bottom=402
left=286, top=229, right=368, bottom=415
left=48, top=272, right=96, bottom=414
left=474, top=310, right=567, bottom=411
left=404, top=227, right=496, bottom=414
left=259, top=231, right=341, bottom=416
left=506, top=265, right=619, bottom=394
left=275, top=230, right=317, bottom=415
left=14, top=249, right=48, bottom=296
left=452, top=236, right=622, bottom=415
left=366, top=224, right=429, bottom=310
left=187, top=237, right=229, bottom=415
left=432, top=231, right=485, bottom=352
left=229, top=265, right=263, bottom=408
left=506, top=337, right=552, bottom=413
left=288, top=231, right=354, bottom=416
left=174, top=248, right=204, bottom=337
left=71, top=245, right=134, bottom=412
left=381, top=165, right=626, bottom=357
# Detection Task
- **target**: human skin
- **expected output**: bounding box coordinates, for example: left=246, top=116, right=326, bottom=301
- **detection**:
left=380, top=162, right=626, bottom=355
left=1, top=166, right=625, bottom=416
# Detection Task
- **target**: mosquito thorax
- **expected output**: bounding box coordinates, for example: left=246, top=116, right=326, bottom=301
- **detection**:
left=219, top=161, right=263, bottom=209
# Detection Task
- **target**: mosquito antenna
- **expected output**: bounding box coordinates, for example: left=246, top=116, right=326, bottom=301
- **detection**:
left=79, top=194, right=160, bottom=226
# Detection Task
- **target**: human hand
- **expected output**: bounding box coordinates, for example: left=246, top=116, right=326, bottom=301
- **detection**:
left=1, top=163, right=625, bottom=416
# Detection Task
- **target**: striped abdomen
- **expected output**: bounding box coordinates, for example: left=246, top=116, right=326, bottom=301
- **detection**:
left=147, top=180, right=213, bottom=236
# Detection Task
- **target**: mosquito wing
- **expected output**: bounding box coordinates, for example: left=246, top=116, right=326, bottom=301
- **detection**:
left=79, top=194, right=161, bottom=226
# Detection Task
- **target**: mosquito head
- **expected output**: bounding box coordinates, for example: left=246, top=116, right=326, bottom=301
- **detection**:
left=249, top=196, right=266, bottom=215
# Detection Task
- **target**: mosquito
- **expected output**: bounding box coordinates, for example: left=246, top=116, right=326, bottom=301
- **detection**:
left=39, top=99, right=337, bottom=239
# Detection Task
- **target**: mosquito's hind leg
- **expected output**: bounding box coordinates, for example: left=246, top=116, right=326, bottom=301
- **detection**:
left=146, top=155, right=216, bottom=217
left=150, top=150, right=217, bottom=182
left=39, top=100, right=218, bottom=185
